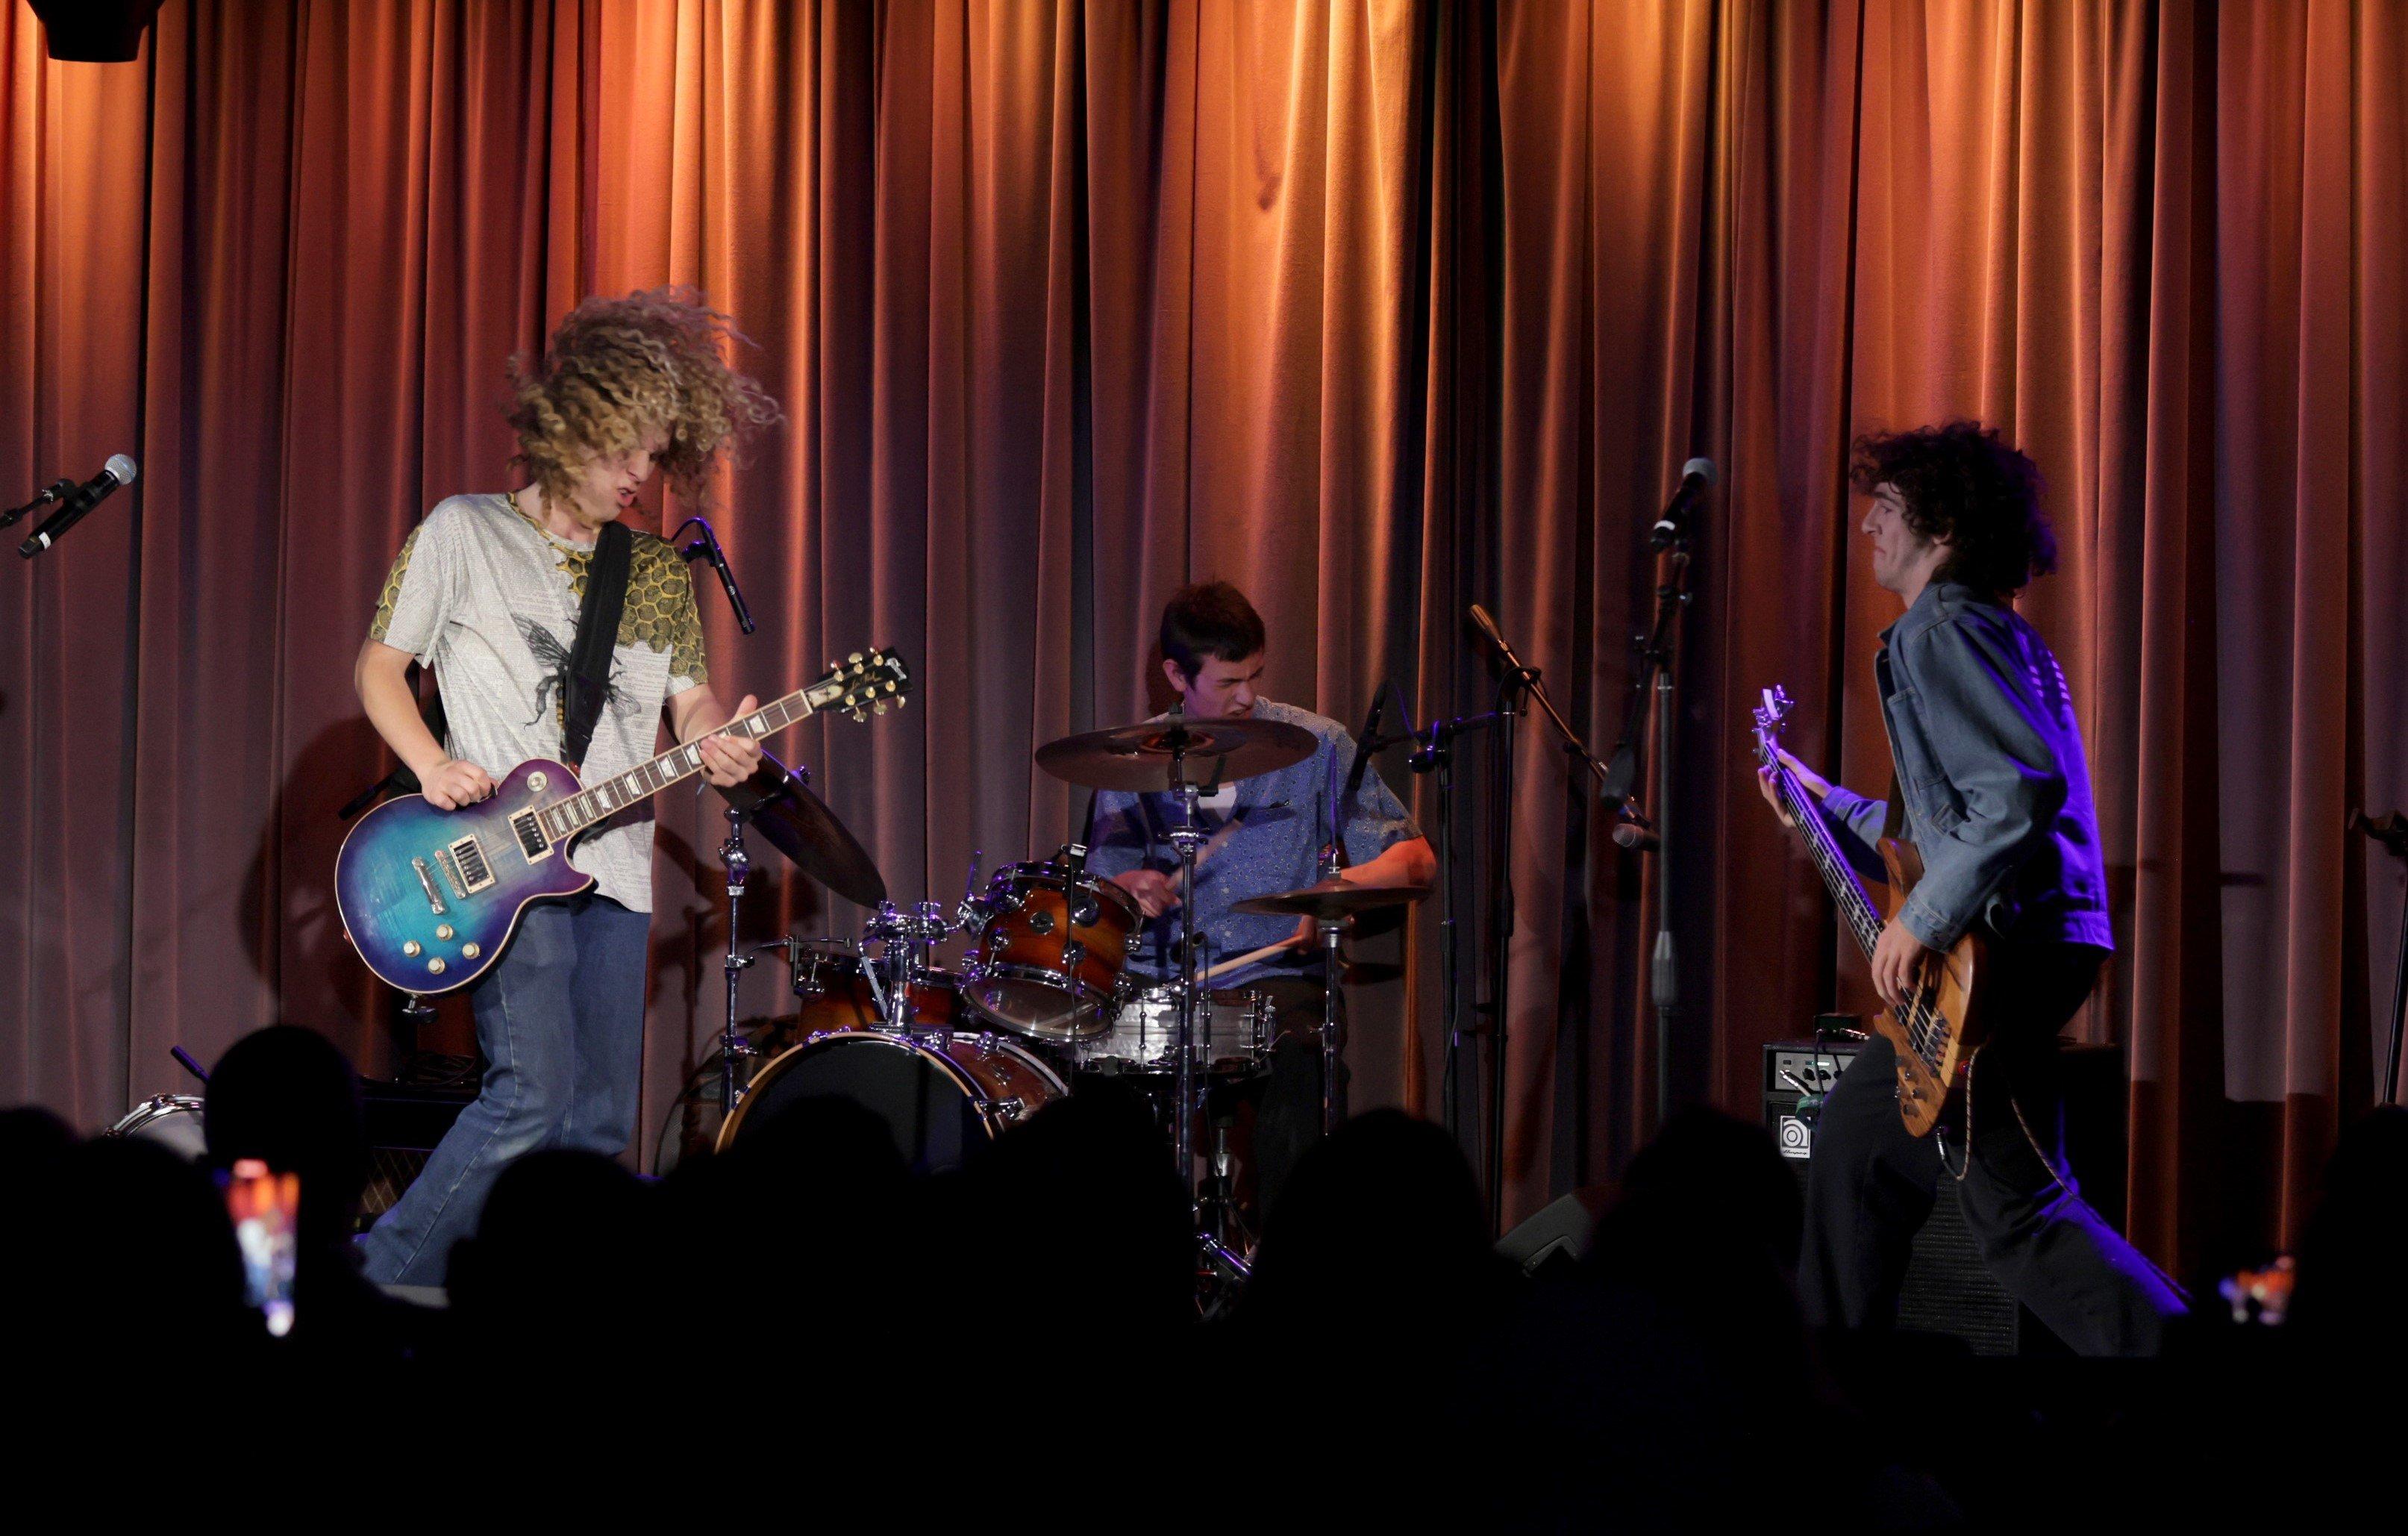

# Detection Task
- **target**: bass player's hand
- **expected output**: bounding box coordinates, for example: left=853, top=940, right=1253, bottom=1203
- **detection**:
left=1756, top=746, right=1831, bottom=829
left=1870, top=915, right=1939, bottom=1009
left=419, top=756, right=495, bottom=811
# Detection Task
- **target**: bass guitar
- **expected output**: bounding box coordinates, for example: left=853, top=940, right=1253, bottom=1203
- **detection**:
left=1753, top=685, right=1984, bottom=1137
left=337, top=649, right=910, bottom=996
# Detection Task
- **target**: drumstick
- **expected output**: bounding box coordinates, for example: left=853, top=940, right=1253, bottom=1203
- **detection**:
left=1202, top=936, right=1310, bottom=981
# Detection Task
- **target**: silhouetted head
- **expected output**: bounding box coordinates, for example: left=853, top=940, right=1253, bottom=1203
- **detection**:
left=963, top=1085, right=1192, bottom=1334
left=2, top=1137, right=249, bottom=1383
left=204, top=1026, right=369, bottom=1246
left=1244, top=1108, right=1497, bottom=1337
left=448, top=1149, right=645, bottom=1331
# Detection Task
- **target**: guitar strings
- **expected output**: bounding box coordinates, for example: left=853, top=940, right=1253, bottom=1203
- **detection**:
left=1774, top=761, right=1949, bottom=1075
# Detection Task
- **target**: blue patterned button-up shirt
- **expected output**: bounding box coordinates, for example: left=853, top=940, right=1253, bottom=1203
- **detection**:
left=1085, top=699, right=1422, bottom=990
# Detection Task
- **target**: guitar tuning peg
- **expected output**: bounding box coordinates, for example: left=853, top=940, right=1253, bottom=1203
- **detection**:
left=848, top=651, right=864, bottom=665
left=873, top=701, right=889, bottom=715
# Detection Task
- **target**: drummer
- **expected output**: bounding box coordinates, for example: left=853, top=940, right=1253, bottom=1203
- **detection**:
left=1088, top=581, right=1436, bottom=1164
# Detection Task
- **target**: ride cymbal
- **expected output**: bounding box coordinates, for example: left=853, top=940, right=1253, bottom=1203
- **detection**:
left=1035, top=717, right=1317, bottom=793
left=1229, top=878, right=1432, bottom=919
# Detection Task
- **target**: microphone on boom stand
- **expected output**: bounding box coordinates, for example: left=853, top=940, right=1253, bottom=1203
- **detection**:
left=675, top=516, right=755, bottom=634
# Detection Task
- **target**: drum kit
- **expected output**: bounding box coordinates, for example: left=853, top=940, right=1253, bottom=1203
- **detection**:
left=709, top=713, right=1428, bottom=1286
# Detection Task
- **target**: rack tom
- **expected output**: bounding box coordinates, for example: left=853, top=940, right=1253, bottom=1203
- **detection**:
left=963, top=860, right=1142, bottom=1041
left=791, top=943, right=964, bottom=1034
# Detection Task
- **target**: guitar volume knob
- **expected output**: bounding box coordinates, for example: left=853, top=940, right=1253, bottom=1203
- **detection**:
left=426, top=957, right=446, bottom=975
left=462, top=942, right=480, bottom=958
left=402, top=940, right=422, bottom=958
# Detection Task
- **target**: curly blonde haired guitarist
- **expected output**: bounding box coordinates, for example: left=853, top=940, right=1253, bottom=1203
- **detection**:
left=357, top=290, right=778, bottom=1286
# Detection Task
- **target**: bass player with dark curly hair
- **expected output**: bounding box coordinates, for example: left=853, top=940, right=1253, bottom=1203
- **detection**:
left=1757, top=420, right=2188, bottom=1355
left=355, top=289, right=779, bottom=1286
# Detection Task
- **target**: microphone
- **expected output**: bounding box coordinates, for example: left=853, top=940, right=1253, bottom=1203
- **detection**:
left=1612, top=821, right=1660, bottom=853
left=1467, top=603, right=1536, bottom=684
left=1, top=477, right=76, bottom=530
left=17, top=455, right=137, bottom=558
left=1649, top=458, right=1715, bottom=550
left=1339, top=680, right=1389, bottom=820
left=677, top=516, right=755, bottom=634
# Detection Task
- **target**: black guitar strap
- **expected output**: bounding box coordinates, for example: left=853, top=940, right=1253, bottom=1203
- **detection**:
left=561, top=521, right=632, bottom=772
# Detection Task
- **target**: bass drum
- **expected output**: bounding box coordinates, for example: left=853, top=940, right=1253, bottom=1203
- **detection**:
left=108, top=1095, right=208, bottom=1160
left=716, top=1030, right=1066, bottom=1175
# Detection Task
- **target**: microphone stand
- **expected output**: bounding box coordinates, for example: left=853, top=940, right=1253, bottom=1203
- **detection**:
left=1463, top=611, right=1616, bottom=1236
left=1598, top=529, right=1698, bottom=1128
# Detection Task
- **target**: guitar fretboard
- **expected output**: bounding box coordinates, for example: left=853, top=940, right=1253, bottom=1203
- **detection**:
left=539, top=688, right=816, bottom=841
left=1771, top=762, right=1885, bottom=961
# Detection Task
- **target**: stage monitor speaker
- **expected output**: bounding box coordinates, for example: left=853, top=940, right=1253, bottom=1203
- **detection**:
left=1497, top=1190, right=1608, bottom=1280
left=1763, top=1037, right=2126, bottom=1357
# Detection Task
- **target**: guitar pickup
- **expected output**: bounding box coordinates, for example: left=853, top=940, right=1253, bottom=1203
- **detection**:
left=447, top=835, right=495, bottom=893
left=507, top=810, right=552, bottom=864
left=410, top=857, right=448, bottom=916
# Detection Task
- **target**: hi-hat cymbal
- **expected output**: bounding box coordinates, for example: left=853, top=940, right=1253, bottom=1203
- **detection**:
left=716, top=749, right=887, bottom=907
left=1230, top=878, right=1431, bottom=919
left=1035, top=717, right=1318, bottom=793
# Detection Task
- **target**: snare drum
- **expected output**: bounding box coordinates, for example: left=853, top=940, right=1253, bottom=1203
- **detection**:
left=107, top=1096, right=208, bottom=1160
left=1074, top=985, right=1272, bottom=1077
left=718, top=1029, right=1066, bottom=1175
left=963, top=860, right=1142, bottom=1042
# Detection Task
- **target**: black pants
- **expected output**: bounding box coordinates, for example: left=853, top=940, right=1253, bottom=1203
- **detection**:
left=1798, top=941, right=2187, bottom=1356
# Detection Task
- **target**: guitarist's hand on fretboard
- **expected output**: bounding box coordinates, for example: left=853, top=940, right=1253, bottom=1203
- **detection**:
left=685, top=691, right=764, bottom=787
left=1756, top=745, right=1831, bottom=830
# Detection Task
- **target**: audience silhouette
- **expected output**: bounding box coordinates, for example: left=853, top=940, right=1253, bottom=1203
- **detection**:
left=9, top=1027, right=2406, bottom=1517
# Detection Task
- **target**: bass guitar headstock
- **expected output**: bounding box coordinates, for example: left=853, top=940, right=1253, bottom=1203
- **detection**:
left=1751, top=684, right=1795, bottom=765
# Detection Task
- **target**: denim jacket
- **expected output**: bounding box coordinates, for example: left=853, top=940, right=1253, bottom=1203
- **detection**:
left=1818, top=582, right=2114, bottom=952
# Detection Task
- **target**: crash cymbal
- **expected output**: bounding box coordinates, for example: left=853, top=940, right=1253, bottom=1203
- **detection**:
left=716, top=749, right=886, bottom=907
left=1229, top=878, right=1432, bottom=919
left=1035, top=717, right=1318, bottom=793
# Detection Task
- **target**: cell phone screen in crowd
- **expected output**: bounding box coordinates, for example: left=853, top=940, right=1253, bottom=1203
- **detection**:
left=225, top=1158, right=298, bottom=1337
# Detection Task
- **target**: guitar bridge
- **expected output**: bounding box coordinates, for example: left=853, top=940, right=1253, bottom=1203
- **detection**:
left=410, top=858, right=448, bottom=917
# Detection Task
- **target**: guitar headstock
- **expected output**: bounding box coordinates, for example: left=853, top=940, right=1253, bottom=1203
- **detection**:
left=809, top=647, right=914, bottom=722
left=1751, top=685, right=1795, bottom=764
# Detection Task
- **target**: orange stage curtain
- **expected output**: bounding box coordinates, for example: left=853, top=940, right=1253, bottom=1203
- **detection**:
left=2, top=1, right=2401, bottom=1284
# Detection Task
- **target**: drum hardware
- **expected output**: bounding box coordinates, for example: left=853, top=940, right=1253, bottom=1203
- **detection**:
left=107, top=1094, right=208, bottom=1159
left=716, top=798, right=761, bottom=1117
left=1229, top=873, right=1432, bottom=1135
left=1199, top=1232, right=1252, bottom=1284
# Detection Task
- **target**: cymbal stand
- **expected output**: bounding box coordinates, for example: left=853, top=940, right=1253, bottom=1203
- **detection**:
left=1164, top=737, right=1207, bottom=1202
left=1315, top=748, right=1351, bottom=1134
left=717, top=802, right=759, bottom=1117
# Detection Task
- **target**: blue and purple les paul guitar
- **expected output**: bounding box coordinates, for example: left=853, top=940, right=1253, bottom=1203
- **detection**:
left=337, top=648, right=910, bottom=996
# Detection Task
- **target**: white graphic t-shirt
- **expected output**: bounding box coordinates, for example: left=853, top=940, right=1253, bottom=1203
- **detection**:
left=369, top=493, right=708, bottom=913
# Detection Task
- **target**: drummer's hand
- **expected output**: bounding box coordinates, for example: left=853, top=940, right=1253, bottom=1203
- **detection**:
left=1109, top=869, right=1182, bottom=919
left=696, top=695, right=763, bottom=787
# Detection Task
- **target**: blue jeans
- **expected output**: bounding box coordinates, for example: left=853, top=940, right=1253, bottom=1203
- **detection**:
left=361, top=893, right=651, bottom=1286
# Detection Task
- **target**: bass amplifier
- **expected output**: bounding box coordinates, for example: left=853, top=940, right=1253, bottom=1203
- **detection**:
left=1763, top=1034, right=2126, bottom=1357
